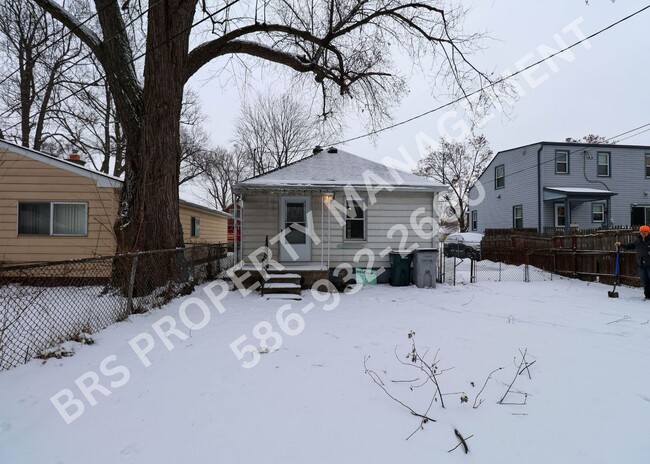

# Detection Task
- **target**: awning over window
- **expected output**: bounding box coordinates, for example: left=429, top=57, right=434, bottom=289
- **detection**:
left=543, top=187, right=617, bottom=202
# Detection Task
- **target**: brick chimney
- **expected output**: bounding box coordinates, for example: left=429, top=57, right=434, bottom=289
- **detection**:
left=67, top=153, right=86, bottom=166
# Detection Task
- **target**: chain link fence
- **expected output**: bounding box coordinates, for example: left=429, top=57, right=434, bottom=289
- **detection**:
left=440, top=253, right=554, bottom=285
left=0, top=244, right=233, bottom=371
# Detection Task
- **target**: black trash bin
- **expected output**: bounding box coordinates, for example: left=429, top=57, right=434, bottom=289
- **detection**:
left=389, top=251, right=412, bottom=286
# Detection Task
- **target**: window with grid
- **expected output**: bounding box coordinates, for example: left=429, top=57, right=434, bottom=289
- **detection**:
left=495, top=165, right=505, bottom=189
left=555, top=150, right=569, bottom=174
left=592, top=204, right=604, bottom=223
left=513, top=205, right=523, bottom=229
left=18, top=202, right=87, bottom=236
left=345, top=200, right=366, bottom=240
left=471, top=211, right=477, bottom=231
left=597, top=152, right=610, bottom=177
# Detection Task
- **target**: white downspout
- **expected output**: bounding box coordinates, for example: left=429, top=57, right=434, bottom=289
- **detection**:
left=233, top=197, right=238, bottom=261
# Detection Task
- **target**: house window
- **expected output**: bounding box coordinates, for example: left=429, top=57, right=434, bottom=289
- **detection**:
left=645, top=154, right=650, bottom=178
left=555, top=150, right=569, bottom=174
left=597, top=152, right=610, bottom=177
left=18, top=202, right=87, bottom=236
left=191, top=216, right=200, bottom=237
left=471, top=211, right=477, bottom=231
left=345, top=200, right=366, bottom=240
left=554, top=203, right=566, bottom=227
left=592, top=204, right=604, bottom=223
left=513, top=205, right=523, bottom=229
left=630, top=206, right=650, bottom=227
left=495, top=165, right=505, bottom=189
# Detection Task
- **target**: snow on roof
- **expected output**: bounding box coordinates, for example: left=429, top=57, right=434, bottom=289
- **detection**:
left=545, top=187, right=615, bottom=194
left=235, top=148, right=445, bottom=192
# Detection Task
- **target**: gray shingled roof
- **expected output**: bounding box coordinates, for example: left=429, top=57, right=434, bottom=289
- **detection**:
left=235, top=148, right=445, bottom=192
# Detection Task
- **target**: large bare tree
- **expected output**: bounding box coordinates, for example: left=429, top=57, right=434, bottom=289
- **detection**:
left=565, top=134, right=613, bottom=144
left=234, top=92, right=335, bottom=175
left=0, top=0, right=85, bottom=149
left=415, top=134, right=493, bottom=232
left=33, top=0, right=492, bottom=283
left=202, top=146, right=251, bottom=211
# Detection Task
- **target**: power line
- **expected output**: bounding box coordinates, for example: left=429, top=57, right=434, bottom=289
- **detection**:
left=477, top=124, right=650, bottom=188
left=3, top=1, right=648, bottom=156
left=332, top=4, right=650, bottom=146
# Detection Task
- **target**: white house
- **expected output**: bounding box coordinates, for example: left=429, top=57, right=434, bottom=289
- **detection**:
left=232, top=146, right=446, bottom=286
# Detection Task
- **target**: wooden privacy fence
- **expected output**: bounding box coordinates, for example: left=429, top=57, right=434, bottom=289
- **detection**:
left=481, top=228, right=642, bottom=286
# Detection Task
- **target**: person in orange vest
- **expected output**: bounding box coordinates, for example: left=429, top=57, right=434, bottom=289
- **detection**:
left=615, top=225, right=650, bottom=300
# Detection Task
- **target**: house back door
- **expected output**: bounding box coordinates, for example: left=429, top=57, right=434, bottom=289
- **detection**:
left=279, top=196, right=311, bottom=262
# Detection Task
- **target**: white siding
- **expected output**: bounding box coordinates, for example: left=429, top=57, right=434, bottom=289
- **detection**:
left=241, top=190, right=437, bottom=268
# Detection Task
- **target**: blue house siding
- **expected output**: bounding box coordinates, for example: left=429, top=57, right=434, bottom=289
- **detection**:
left=469, top=143, right=540, bottom=231
left=471, top=141, right=650, bottom=232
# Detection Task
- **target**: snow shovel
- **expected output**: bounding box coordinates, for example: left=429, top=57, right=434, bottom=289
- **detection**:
left=608, top=247, right=620, bottom=298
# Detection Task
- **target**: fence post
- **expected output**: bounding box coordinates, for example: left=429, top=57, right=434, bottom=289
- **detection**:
left=207, top=245, right=213, bottom=280
left=127, top=255, right=139, bottom=314
left=572, top=252, right=577, bottom=277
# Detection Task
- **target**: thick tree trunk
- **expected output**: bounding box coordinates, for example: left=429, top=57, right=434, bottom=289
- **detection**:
left=112, top=0, right=197, bottom=294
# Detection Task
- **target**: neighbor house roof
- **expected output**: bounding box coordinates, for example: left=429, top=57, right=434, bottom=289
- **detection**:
left=0, top=138, right=230, bottom=219
left=0, top=138, right=123, bottom=188
left=235, top=147, right=445, bottom=192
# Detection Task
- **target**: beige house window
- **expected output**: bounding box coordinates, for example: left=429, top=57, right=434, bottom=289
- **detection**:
left=191, top=216, right=201, bottom=237
left=18, top=202, right=88, bottom=236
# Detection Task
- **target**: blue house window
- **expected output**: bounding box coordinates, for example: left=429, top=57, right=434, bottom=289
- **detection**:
left=555, top=150, right=569, bottom=174
left=495, top=165, right=505, bottom=189
left=645, top=154, right=650, bottom=178
left=597, top=152, right=610, bottom=177
left=592, top=204, right=604, bottom=223
left=513, top=205, right=523, bottom=229
left=471, top=210, right=477, bottom=231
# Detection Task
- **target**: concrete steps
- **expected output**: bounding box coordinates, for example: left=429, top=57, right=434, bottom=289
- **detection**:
left=261, top=272, right=302, bottom=296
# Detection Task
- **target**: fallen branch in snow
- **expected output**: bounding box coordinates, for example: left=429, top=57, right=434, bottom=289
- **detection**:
left=364, top=356, right=436, bottom=422
left=607, top=315, right=631, bottom=325
left=397, top=332, right=447, bottom=408
left=453, top=428, right=470, bottom=454
left=498, top=348, right=532, bottom=405
left=390, top=378, right=420, bottom=383
left=473, top=367, right=504, bottom=409
left=448, top=433, right=474, bottom=453
left=518, top=359, right=536, bottom=379
left=364, top=355, right=436, bottom=440
left=461, top=295, right=475, bottom=306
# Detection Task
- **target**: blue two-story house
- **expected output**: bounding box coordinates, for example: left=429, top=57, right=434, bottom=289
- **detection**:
left=468, top=141, right=650, bottom=233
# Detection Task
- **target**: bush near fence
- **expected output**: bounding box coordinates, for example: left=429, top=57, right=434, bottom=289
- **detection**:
left=0, top=243, right=232, bottom=371
left=481, top=228, right=641, bottom=286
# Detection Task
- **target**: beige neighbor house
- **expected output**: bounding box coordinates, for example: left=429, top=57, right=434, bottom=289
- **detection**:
left=233, top=146, right=446, bottom=288
left=0, top=138, right=230, bottom=264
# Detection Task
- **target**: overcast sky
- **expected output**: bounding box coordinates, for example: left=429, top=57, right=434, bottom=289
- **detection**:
left=187, top=0, right=650, bottom=169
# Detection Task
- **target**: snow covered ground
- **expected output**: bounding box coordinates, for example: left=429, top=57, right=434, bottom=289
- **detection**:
left=1, top=268, right=649, bottom=463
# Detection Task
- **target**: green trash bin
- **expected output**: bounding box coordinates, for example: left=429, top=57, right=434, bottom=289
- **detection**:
left=389, top=251, right=412, bottom=286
